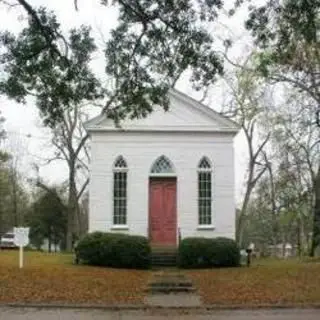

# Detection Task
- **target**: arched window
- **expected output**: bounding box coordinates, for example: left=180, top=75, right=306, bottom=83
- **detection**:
left=198, top=157, right=212, bottom=225
left=150, top=155, right=175, bottom=174
left=113, top=156, right=128, bottom=225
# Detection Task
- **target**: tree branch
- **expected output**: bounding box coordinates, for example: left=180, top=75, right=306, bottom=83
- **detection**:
left=253, top=133, right=271, bottom=162
left=251, top=166, right=268, bottom=187
left=52, top=137, right=70, bottom=162
left=77, top=158, right=89, bottom=172
left=0, top=0, right=20, bottom=8
left=16, top=0, right=69, bottom=58
left=74, top=133, right=89, bottom=158
left=77, top=178, right=89, bottom=201
left=270, top=74, right=320, bottom=105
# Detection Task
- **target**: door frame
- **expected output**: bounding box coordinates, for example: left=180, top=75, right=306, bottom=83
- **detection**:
left=148, top=177, right=178, bottom=247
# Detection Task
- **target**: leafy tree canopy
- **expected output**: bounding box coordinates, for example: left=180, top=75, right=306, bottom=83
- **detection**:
left=244, top=0, right=319, bottom=105
left=103, top=0, right=224, bottom=121
left=0, top=8, right=102, bottom=128
left=0, top=0, right=225, bottom=126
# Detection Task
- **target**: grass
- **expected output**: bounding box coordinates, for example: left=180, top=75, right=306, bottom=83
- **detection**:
left=1, top=250, right=320, bottom=307
left=187, top=257, right=320, bottom=306
left=0, top=250, right=150, bottom=305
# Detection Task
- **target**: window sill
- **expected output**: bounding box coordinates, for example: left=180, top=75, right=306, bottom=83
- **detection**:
left=197, top=225, right=215, bottom=230
left=111, top=225, right=129, bottom=230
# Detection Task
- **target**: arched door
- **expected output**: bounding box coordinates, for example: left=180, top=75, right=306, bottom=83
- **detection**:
left=149, top=156, right=177, bottom=246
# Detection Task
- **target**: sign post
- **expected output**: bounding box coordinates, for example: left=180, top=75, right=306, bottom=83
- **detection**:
left=19, top=246, right=23, bottom=269
left=13, top=227, right=30, bottom=269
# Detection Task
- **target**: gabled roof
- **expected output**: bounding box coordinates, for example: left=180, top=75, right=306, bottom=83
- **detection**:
left=84, top=88, right=240, bottom=134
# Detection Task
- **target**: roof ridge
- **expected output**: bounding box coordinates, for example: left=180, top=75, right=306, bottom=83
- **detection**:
left=84, top=88, right=240, bottom=134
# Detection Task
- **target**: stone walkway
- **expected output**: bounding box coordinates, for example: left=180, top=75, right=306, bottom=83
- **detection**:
left=145, top=293, right=201, bottom=307
left=145, top=270, right=201, bottom=307
left=0, top=307, right=319, bottom=320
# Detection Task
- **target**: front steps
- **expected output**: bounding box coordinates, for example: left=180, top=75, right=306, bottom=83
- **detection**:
left=146, top=271, right=196, bottom=294
left=145, top=245, right=202, bottom=307
left=145, top=270, right=201, bottom=307
left=151, top=245, right=178, bottom=267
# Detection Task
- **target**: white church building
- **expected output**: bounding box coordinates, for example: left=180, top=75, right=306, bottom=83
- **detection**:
left=85, top=89, right=239, bottom=247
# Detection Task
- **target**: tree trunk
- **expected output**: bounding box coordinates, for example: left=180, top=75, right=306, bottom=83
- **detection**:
left=66, top=158, right=79, bottom=251
left=48, top=235, right=52, bottom=253
left=11, top=174, right=18, bottom=227
left=75, top=201, right=82, bottom=237
left=271, top=235, right=277, bottom=257
left=0, top=203, right=3, bottom=235
left=267, top=163, right=279, bottom=256
left=282, top=235, right=287, bottom=258
left=310, top=165, right=320, bottom=257
left=297, top=223, right=302, bottom=257
left=66, top=205, right=75, bottom=251
left=236, top=180, right=254, bottom=248
left=53, top=234, right=57, bottom=252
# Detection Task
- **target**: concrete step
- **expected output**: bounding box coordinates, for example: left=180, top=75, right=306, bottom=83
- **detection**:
left=151, top=259, right=177, bottom=267
left=145, top=293, right=202, bottom=307
left=146, top=286, right=197, bottom=294
left=151, top=253, right=177, bottom=257
left=151, top=261, right=177, bottom=265
left=151, top=255, right=177, bottom=260
left=151, top=261, right=177, bottom=267
left=150, top=281, right=193, bottom=288
left=151, top=248, right=178, bottom=267
left=147, top=271, right=197, bottom=294
left=151, top=251, right=177, bottom=256
left=151, top=246, right=177, bottom=253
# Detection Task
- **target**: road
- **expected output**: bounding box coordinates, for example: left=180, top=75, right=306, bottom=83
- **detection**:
left=0, top=307, right=319, bottom=320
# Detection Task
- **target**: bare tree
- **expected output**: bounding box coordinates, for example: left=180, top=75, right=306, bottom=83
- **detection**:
left=269, top=92, right=320, bottom=255
left=222, top=59, right=271, bottom=247
left=49, top=104, right=95, bottom=249
left=4, top=132, right=30, bottom=227
left=0, top=113, right=8, bottom=235
left=29, top=102, right=95, bottom=251
left=262, top=151, right=278, bottom=252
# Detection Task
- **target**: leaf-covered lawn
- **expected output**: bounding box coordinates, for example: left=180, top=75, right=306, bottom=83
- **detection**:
left=1, top=251, right=320, bottom=307
left=0, top=250, right=150, bottom=305
left=187, top=259, right=320, bottom=306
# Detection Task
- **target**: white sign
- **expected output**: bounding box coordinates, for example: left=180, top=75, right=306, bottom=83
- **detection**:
left=13, top=227, right=30, bottom=247
left=13, top=227, right=30, bottom=269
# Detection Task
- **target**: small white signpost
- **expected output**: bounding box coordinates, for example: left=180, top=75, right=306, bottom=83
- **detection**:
left=13, top=227, right=30, bottom=269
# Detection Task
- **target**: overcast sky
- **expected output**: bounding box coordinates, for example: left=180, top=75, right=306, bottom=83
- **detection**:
left=0, top=0, right=260, bottom=203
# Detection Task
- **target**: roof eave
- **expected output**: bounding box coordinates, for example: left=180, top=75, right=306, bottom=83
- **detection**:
left=85, top=126, right=239, bottom=135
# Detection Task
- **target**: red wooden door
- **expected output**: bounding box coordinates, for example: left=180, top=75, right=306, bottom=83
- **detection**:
left=149, top=178, right=177, bottom=246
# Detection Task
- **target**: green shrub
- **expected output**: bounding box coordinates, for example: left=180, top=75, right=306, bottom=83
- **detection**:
left=75, top=232, right=151, bottom=269
left=178, top=237, right=240, bottom=268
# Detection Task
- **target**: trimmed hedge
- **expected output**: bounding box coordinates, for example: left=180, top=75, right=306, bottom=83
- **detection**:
left=178, top=237, right=240, bottom=268
left=75, top=232, right=151, bottom=269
